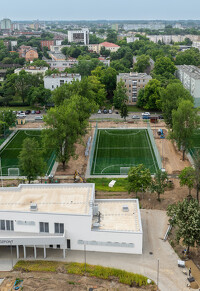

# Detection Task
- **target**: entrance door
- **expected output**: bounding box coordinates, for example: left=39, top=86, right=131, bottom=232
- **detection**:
left=67, top=239, right=71, bottom=249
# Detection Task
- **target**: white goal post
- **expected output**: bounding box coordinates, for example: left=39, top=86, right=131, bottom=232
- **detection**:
left=120, top=167, right=130, bottom=175
left=8, top=168, right=20, bottom=176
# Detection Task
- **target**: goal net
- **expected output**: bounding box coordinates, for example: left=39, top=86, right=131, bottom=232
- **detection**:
left=8, top=168, right=20, bottom=176
left=120, top=167, right=130, bottom=175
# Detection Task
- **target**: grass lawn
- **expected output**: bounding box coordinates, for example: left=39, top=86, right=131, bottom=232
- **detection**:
left=87, top=178, right=128, bottom=192
left=189, top=129, right=200, bottom=160
left=14, top=260, right=154, bottom=287
left=0, top=130, right=55, bottom=176
left=91, top=129, right=159, bottom=175
left=127, top=105, right=144, bottom=112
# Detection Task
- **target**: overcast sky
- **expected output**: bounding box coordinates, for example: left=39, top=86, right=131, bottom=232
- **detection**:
left=1, top=0, right=200, bottom=20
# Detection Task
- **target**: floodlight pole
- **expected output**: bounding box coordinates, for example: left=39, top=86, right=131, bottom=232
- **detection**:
left=0, top=158, right=3, bottom=187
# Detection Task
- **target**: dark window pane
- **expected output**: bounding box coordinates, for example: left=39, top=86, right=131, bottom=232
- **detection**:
left=60, top=223, right=64, bottom=234
left=45, top=223, right=49, bottom=233
left=6, top=220, right=10, bottom=231
left=1, top=220, right=5, bottom=230
left=55, top=223, right=59, bottom=233
left=40, top=222, right=44, bottom=232
left=11, top=221, right=14, bottom=231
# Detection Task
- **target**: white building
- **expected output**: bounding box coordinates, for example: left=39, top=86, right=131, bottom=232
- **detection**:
left=45, top=58, right=78, bottom=71
left=44, top=73, right=81, bottom=90
left=14, top=67, right=48, bottom=76
left=127, top=36, right=140, bottom=43
left=0, top=184, right=143, bottom=259
left=176, top=65, right=200, bottom=107
left=68, top=28, right=89, bottom=45
left=0, top=18, right=12, bottom=30
left=124, top=22, right=165, bottom=31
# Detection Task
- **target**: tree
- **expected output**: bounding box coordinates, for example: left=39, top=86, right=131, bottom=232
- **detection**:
left=27, top=85, right=51, bottom=106
left=193, top=152, right=200, bottom=203
left=175, top=48, right=200, bottom=66
left=167, top=198, right=200, bottom=254
left=134, top=55, right=150, bottom=73
left=19, top=138, right=46, bottom=183
left=170, top=100, right=199, bottom=160
left=179, top=167, right=195, bottom=197
left=120, top=103, right=128, bottom=121
left=0, top=110, right=16, bottom=136
left=127, top=164, right=152, bottom=196
left=137, top=79, right=162, bottom=110
left=150, top=170, right=168, bottom=201
left=106, top=30, right=118, bottom=44
left=100, top=46, right=110, bottom=57
left=113, top=80, right=127, bottom=109
left=153, top=56, right=176, bottom=76
left=160, top=82, right=194, bottom=128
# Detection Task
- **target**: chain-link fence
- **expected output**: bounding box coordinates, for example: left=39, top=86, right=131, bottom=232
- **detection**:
left=147, top=123, right=162, bottom=170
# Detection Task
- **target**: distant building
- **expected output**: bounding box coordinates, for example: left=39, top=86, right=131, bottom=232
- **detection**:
left=124, top=22, right=165, bottom=31
left=68, top=28, right=89, bottom=45
left=14, top=66, right=48, bottom=76
left=88, top=42, right=120, bottom=54
left=44, top=73, right=81, bottom=90
left=45, top=58, right=78, bottom=71
left=176, top=65, right=200, bottom=107
left=41, top=40, right=55, bottom=50
left=117, top=72, right=152, bottom=104
left=98, top=57, right=110, bottom=66
left=48, top=52, right=66, bottom=61
left=127, top=36, right=140, bottom=43
left=0, top=18, right=12, bottom=30
left=18, top=45, right=38, bottom=61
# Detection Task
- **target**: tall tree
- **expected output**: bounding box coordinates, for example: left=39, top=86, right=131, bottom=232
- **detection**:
left=134, top=55, right=150, bottom=73
left=150, top=170, right=168, bottom=201
left=120, top=103, right=128, bottom=121
left=137, top=79, right=162, bottom=110
left=127, top=164, right=152, bottom=196
left=170, top=100, right=199, bottom=160
left=167, top=198, right=200, bottom=254
left=179, top=167, right=195, bottom=197
left=113, top=80, right=128, bottom=109
left=0, top=110, right=16, bottom=136
left=19, top=138, right=46, bottom=183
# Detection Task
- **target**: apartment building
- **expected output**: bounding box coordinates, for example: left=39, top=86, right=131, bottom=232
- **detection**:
left=44, top=73, right=81, bottom=90
left=0, top=18, right=12, bottom=30
left=45, top=58, right=78, bottom=71
left=124, top=22, right=165, bottom=31
left=41, top=40, right=55, bottom=50
left=88, top=42, right=120, bottom=54
left=0, top=184, right=143, bottom=259
left=14, top=66, right=48, bottom=76
left=117, top=72, right=152, bottom=104
left=48, top=52, right=66, bottom=61
left=68, top=28, right=89, bottom=45
left=18, top=45, right=38, bottom=62
left=176, top=65, right=200, bottom=107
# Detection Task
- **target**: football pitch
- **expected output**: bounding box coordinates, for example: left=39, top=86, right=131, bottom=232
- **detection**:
left=90, top=129, right=160, bottom=175
left=0, top=130, right=56, bottom=176
left=189, top=129, right=200, bottom=160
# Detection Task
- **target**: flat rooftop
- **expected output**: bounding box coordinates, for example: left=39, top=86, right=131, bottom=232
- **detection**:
left=93, top=199, right=142, bottom=233
left=0, top=184, right=94, bottom=215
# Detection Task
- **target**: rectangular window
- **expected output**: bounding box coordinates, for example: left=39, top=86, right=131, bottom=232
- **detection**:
left=0, top=220, right=14, bottom=231
left=54, top=223, right=64, bottom=234
left=67, top=239, right=71, bottom=249
left=39, top=222, right=49, bottom=233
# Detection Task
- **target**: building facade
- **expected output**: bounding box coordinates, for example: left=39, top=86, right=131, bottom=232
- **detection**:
left=88, top=42, right=120, bottom=54
left=117, top=72, right=152, bottom=104
left=68, top=29, right=89, bottom=45
left=18, top=45, right=38, bottom=61
left=176, top=65, right=200, bottom=107
left=45, top=58, right=78, bottom=71
left=44, top=73, right=81, bottom=90
left=41, top=40, right=55, bottom=50
left=0, top=184, right=143, bottom=259
left=0, top=18, right=12, bottom=30
left=14, top=66, right=48, bottom=76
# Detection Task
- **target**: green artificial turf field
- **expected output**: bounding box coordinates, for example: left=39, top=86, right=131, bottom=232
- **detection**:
left=91, top=129, right=159, bottom=175
left=189, top=129, right=200, bottom=160
left=0, top=130, right=56, bottom=176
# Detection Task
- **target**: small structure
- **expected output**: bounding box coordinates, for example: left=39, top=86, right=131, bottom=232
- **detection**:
left=17, top=117, right=25, bottom=125
left=150, top=116, right=158, bottom=123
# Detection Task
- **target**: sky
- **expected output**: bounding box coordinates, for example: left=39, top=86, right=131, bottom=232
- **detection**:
left=1, top=0, right=200, bottom=21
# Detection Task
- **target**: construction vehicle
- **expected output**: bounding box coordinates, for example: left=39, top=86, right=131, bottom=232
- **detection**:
left=74, top=170, right=86, bottom=183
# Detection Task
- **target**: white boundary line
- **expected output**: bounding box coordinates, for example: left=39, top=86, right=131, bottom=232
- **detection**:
left=104, top=129, right=143, bottom=136
left=98, top=147, right=149, bottom=150
left=24, top=130, right=41, bottom=137
left=93, top=129, right=101, bottom=175
left=0, top=130, right=20, bottom=155
left=145, top=129, right=157, bottom=172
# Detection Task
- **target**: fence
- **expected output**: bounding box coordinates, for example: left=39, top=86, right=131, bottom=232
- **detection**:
left=147, top=123, right=162, bottom=169
left=89, top=122, right=98, bottom=173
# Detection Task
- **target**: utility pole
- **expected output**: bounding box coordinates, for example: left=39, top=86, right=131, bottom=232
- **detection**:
left=0, top=158, right=3, bottom=187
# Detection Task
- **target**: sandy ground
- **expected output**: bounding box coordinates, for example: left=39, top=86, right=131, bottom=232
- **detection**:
left=0, top=271, right=156, bottom=291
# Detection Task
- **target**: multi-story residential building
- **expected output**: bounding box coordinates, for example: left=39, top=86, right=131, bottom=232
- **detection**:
left=48, top=52, right=66, bottom=61
left=0, top=18, right=12, bottom=30
left=14, top=66, right=48, bottom=76
left=98, top=57, right=110, bottom=66
left=68, top=28, right=89, bottom=45
left=176, top=65, right=200, bottom=107
left=0, top=183, right=143, bottom=258
left=124, top=22, right=165, bottom=31
left=117, top=72, right=152, bottom=104
left=18, top=45, right=38, bottom=62
left=41, top=40, right=55, bottom=50
left=45, top=58, right=78, bottom=71
left=88, top=42, right=120, bottom=54
left=127, top=36, right=140, bottom=43
left=44, top=73, right=81, bottom=90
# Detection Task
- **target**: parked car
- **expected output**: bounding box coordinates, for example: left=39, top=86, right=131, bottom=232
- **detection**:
left=115, top=111, right=119, bottom=114
left=35, top=116, right=43, bottom=120
left=97, top=109, right=101, bottom=114
left=31, top=110, right=36, bottom=114
left=108, top=109, right=112, bottom=114
left=35, top=110, right=41, bottom=114
left=25, top=110, right=31, bottom=115
left=17, top=113, right=26, bottom=118
left=12, top=111, right=16, bottom=115
left=103, top=109, right=108, bottom=114
left=142, top=112, right=150, bottom=116
left=159, top=115, right=164, bottom=119
left=132, top=115, right=140, bottom=119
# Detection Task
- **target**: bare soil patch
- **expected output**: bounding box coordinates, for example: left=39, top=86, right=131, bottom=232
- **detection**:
left=0, top=271, right=156, bottom=291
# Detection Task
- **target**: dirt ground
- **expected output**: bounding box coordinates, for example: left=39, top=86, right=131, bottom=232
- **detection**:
left=0, top=271, right=156, bottom=291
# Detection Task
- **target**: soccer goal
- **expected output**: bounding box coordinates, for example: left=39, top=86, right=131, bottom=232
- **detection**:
left=120, top=167, right=130, bottom=175
left=8, top=168, right=20, bottom=176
